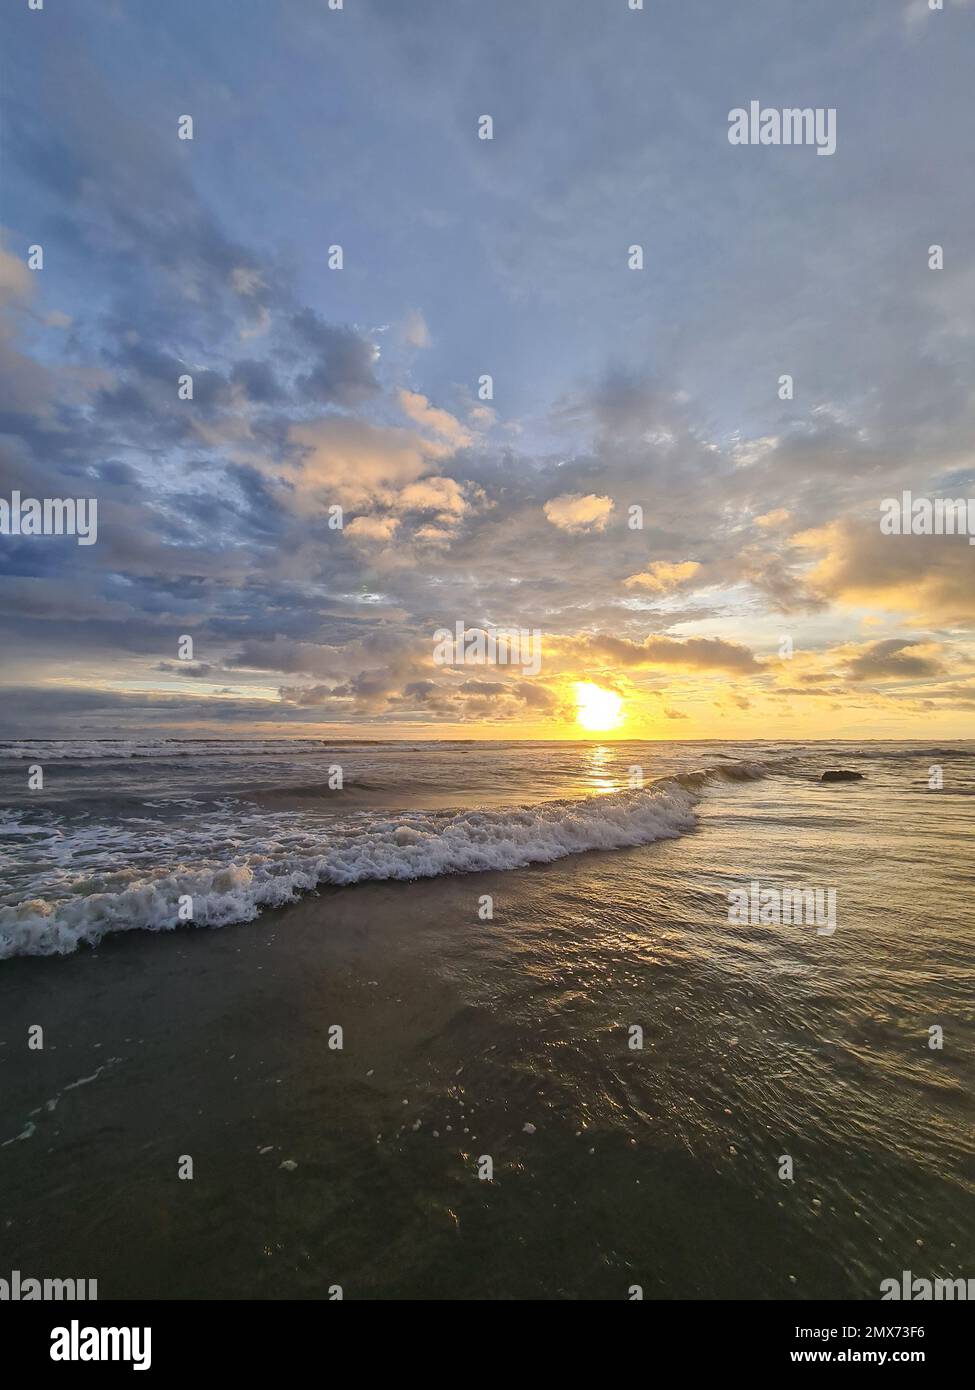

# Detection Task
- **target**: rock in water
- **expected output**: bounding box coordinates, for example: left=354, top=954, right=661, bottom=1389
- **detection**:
left=820, top=769, right=864, bottom=782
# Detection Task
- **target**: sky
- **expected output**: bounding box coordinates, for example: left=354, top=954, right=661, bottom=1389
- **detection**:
left=1, top=0, right=974, bottom=741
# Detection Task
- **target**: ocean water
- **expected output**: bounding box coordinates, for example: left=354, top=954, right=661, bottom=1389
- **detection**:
left=0, top=739, right=972, bottom=1298
left=0, top=738, right=972, bottom=958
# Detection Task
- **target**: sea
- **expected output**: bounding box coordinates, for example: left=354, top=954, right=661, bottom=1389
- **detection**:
left=0, top=738, right=972, bottom=1298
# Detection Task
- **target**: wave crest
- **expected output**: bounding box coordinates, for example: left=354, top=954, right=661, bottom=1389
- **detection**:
left=0, top=784, right=700, bottom=958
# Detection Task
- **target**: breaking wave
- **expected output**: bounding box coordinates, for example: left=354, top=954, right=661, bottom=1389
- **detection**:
left=0, top=781, right=703, bottom=959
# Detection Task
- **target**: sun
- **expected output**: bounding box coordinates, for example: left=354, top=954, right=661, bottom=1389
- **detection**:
left=574, top=681, right=625, bottom=732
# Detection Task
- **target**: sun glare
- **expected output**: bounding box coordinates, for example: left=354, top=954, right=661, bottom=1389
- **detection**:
left=574, top=681, right=625, bottom=732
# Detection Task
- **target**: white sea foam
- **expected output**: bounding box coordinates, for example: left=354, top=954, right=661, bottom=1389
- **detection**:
left=0, top=784, right=699, bottom=958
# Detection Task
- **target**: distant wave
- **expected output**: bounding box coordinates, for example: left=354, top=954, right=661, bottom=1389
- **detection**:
left=837, top=746, right=975, bottom=761
left=672, top=760, right=781, bottom=789
left=3, top=739, right=971, bottom=765
left=0, top=782, right=701, bottom=959
left=0, top=739, right=341, bottom=762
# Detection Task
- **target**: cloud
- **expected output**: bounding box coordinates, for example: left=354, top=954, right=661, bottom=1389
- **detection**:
left=844, top=638, right=947, bottom=682
left=230, top=267, right=267, bottom=297
left=624, top=560, right=702, bottom=593
left=734, top=543, right=827, bottom=615
left=286, top=416, right=448, bottom=509
left=0, top=242, right=33, bottom=305
left=753, top=509, right=791, bottom=530
left=278, top=666, right=561, bottom=724
left=543, top=493, right=614, bottom=533
left=3, top=4, right=975, bottom=739
left=291, top=310, right=380, bottom=404
left=156, top=661, right=216, bottom=679
left=398, top=389, right=471, bottom=448
left=401, top=310, right=431, bottom=348
left=396, top=476, right=470, bottom=517
left=345, top=515, right=401, bottom=542
left=563, top=633, right=763, bottom=674
left=230, top=358, right=284, bottom=404
left=796, top=519, right=975, bottom=624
